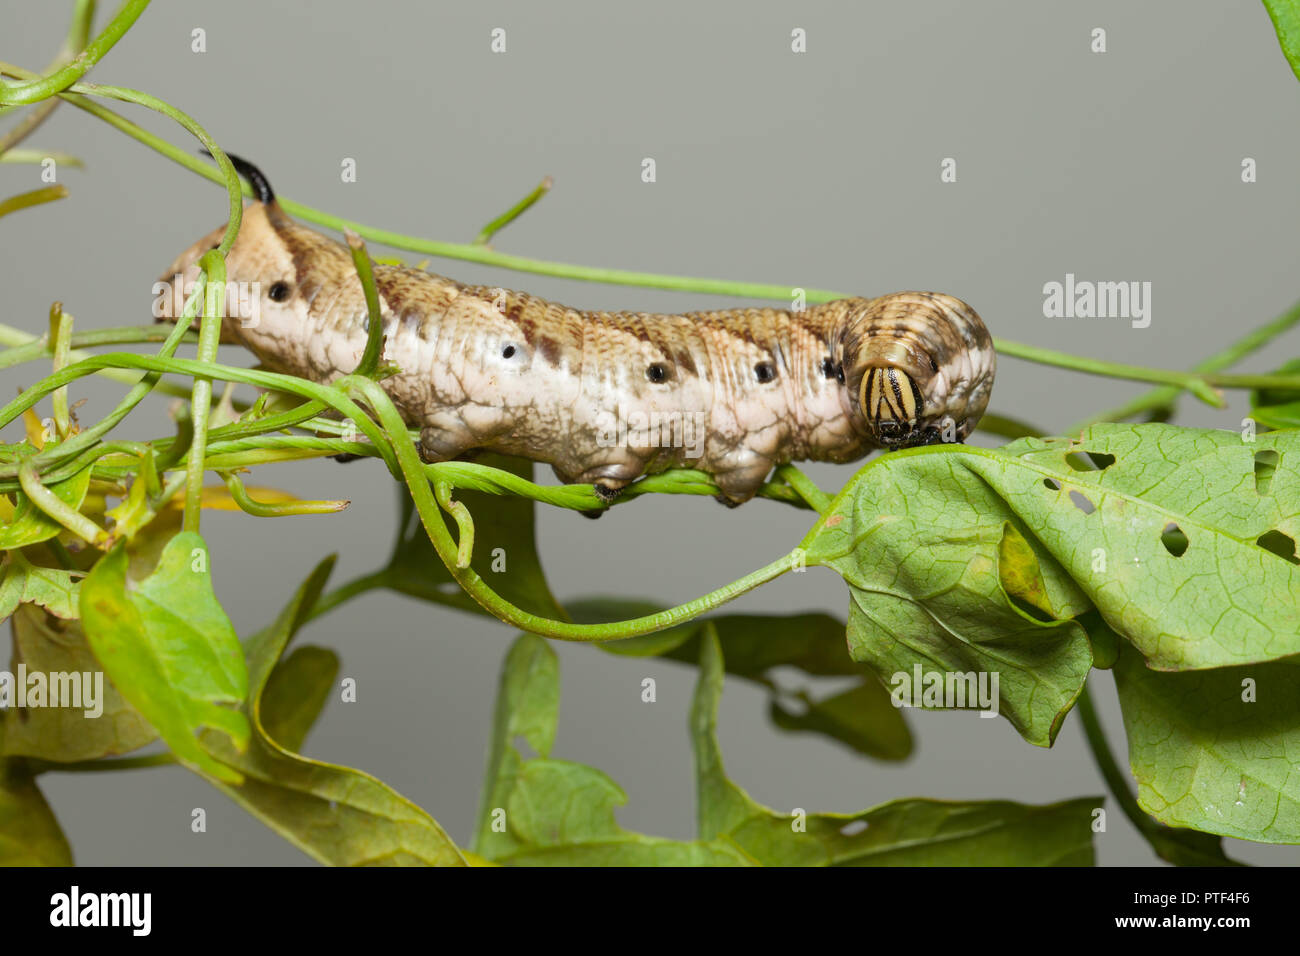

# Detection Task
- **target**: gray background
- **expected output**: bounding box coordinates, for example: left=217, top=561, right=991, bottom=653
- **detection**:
left=4, top=0, right=1299, bottom=866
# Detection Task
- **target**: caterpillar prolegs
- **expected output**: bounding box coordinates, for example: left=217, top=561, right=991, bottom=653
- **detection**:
left=158, top=156, right=996, bottom=505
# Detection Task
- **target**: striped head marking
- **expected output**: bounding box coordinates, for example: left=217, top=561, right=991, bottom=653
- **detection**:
left=837, top=292, right=995, bottom=449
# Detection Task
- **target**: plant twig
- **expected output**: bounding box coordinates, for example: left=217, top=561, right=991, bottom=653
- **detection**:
left=474, top=176, right=552, bottom=245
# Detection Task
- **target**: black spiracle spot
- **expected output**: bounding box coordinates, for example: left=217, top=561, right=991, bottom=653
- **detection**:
left=930, top=357, right=939, bottom=372
left=646, top=363, right=669, bottom=384
left=268, top=281, right=291, bottom=302
left=820, top=357, right=836, bottom=379
left=501, top=344, right=517, bottom=359
left=754, top=362, right=776, bottom=384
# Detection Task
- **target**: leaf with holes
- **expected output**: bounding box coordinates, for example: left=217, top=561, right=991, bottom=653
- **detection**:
left=1114, top=643, right=1300, bottom=844
left=803, top=450, right=1094, bottom=746
left=804, top=423, right=1300, bottom=754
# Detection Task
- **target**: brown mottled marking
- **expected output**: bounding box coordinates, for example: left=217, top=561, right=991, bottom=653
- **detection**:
left=158, top=157, right=995, bottom=504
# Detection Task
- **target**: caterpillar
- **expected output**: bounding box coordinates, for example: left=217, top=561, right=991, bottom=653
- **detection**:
left=157, top=156, right=995, bottom=506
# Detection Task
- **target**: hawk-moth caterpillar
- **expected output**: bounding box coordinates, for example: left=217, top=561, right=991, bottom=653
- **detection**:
left=157, top=156, right=995, bottom=505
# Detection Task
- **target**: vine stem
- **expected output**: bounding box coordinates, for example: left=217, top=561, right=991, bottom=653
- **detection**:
left=0, top=0, right=149, bottom=105
left=1071, top=296, right=1300, bottom=431
left=0, top=184, right=68, bottom=218
left=341, top=375, right=800, bottom=641
left=5, top=67, right=1286, bottom=398
left=1075, top=679, right=1164, bottom=844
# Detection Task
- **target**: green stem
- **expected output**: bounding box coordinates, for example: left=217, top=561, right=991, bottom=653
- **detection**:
left=182, top=251, right=225, bottom=533
left=474, top=176, right=552, bottom=245
left=20, top=68, right=1292, bottom=399
left=0, top=0, right=150, bottom=105
left=435, top=480, right=475, bottom=568
left=1076, top=680, right=1161, bottom=842
left=0, top=184, right=68, bottom=218
left=774, top=464, right=830, bottom=514
left=0, top=322, right=201, bottom=382
left=30, top=752, right=178, bottom=774
left=220, top=470, right=349, bottom=516
left=1072, top=296, right=1300, bottom=431
left=17, top=459, right=106, bottom=545
left=342, top=375, right=796, bottom=640
left=345, top=230, right=385, bottom=377
left=49, top=303, right=73, bottom=438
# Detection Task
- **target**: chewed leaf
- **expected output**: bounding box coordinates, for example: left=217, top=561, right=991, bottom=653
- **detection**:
left=981, top=425, right=1300, bottom=670
left=80, top=533, right=249, bottom=783
left=806, top=423, right=1300, bottom=748
left=805, top=451, right=1093, bottom=747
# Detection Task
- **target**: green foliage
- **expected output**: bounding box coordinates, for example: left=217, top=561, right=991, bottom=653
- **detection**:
left=1115, top=645, right=1300, bottom=844
left=2, top=0, right=1300, bottom=867
left=80, top=532, right=248, bottom=782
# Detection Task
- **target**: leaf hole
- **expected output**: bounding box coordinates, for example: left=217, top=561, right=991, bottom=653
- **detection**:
left=1068, top=490, right=1095, bottom=514
left=1255, top=450, right=1279, bottom=496
left=1065, top=451, right=1115, bottom=471
left=1161, top=522, right=1188, bottom=557
left=512, top=734, right=540, bottom=760
left=1257, top=530, right=1299, bottom=565
left=839, top=819, right=869, bottom=836
left=1043, top=478, right=1062, bottom=491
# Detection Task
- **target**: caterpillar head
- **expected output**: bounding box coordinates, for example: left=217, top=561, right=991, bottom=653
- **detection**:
left=153, top=154, right=348, bottom=350
left=836, top=292, right=995, bottom=449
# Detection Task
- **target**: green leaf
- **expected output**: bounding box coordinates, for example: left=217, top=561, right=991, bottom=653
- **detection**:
left=691, top=627, right=1098, bottom=864
left=473, top=634, right=750, bottom=865
left=805, top=425, right=1300, bottom=747
left=0, top=552, right=80, bottom=622
left=0, top=758, right=72, bottom=865
left=80, top=533, right=249, bottom=783
left=0, top=461, right=91, bottom=550
left=1263, top=0, right=1300, bottom=83
left=3, top=604, right=157, bottom=761
left=201, top=555, right=467, bottom=866
left=1114, top=643, right=1300, bottom=844
left=805, top=453, right=1093, bottom=747
left=380, top=453, right=567, bottom=619
left=768, top=683, right=911, bottom=761
left=259, top=645, right=338, bottom=753
left=1252, top=402, right=1300, bottom=430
